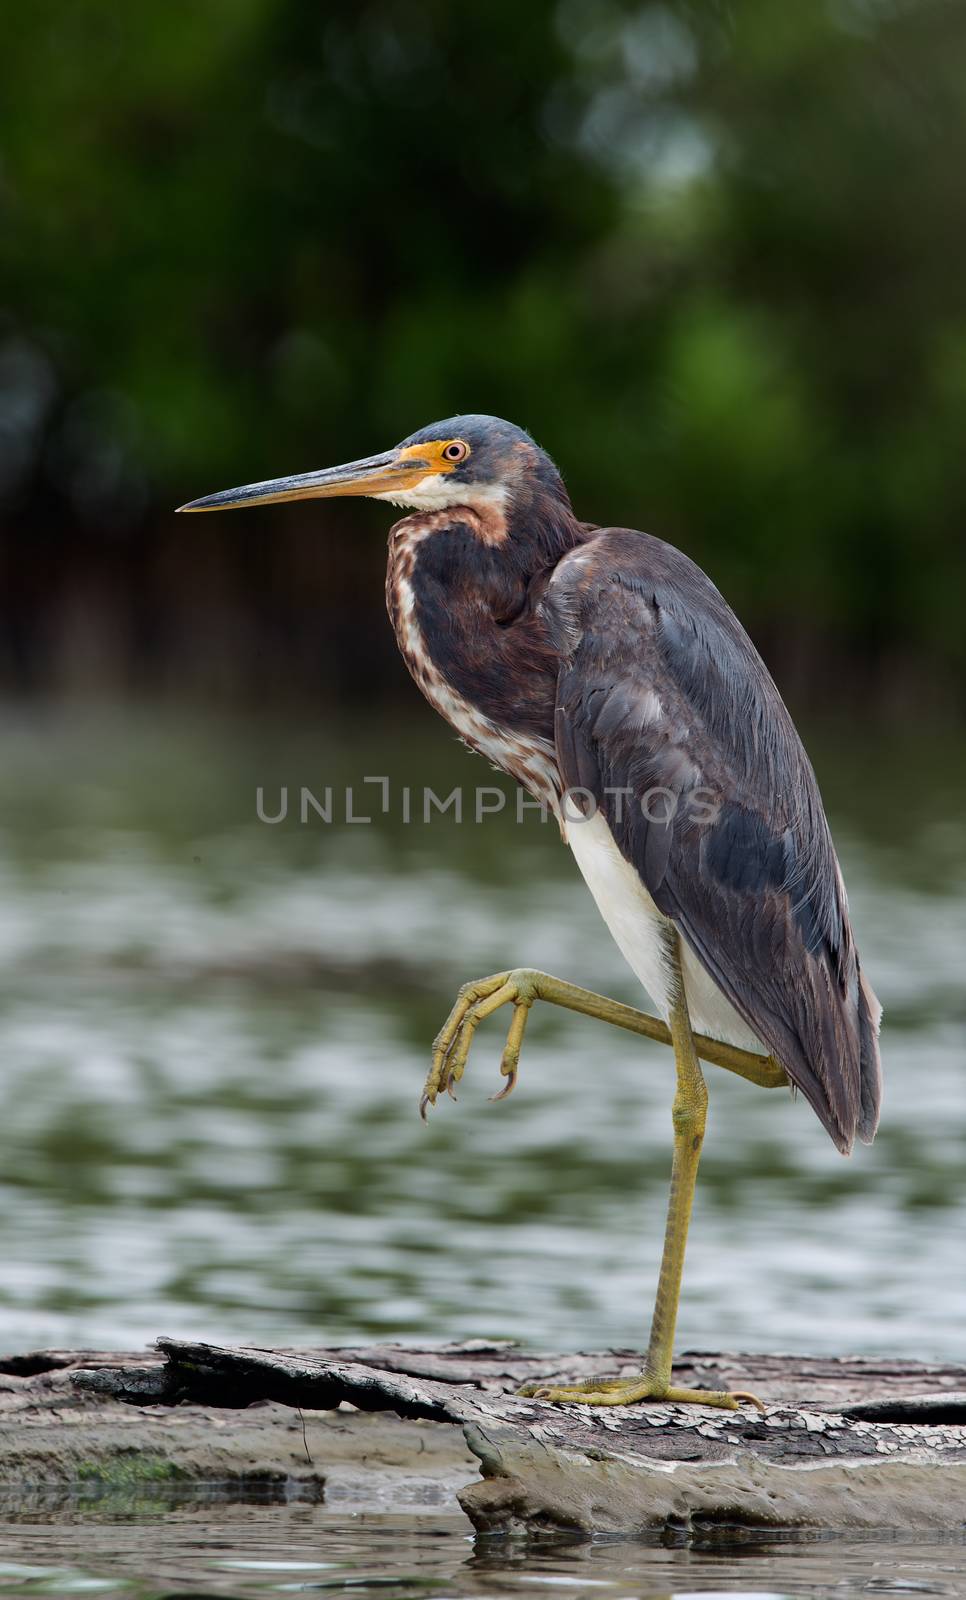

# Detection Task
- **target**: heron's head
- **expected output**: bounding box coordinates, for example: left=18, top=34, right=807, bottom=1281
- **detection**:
left=177, top=414, right=570, bottom=522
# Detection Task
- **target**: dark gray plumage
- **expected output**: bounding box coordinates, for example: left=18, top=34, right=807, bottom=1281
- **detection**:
left=547, top=528, right=882, bottom=1154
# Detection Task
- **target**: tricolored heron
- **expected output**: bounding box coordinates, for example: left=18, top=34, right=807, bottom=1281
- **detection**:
left=180, top=414, right=882, bottom=1411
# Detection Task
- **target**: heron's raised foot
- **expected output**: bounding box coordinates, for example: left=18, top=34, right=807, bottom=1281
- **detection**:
left=419, top=965, right=787, bottom=1120
left=420, top=969, right=528, bottom=1118
left=517, top=1372, right=765, bottom=1411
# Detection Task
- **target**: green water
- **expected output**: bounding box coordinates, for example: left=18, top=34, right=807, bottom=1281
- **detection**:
left=0, top=704, right=963, bottom=1597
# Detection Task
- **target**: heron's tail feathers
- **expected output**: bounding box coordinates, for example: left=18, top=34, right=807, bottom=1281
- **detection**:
left=760, top=950, right=882, bottom=1157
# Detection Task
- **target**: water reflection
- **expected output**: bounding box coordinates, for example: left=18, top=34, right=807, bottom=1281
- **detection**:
left=0, top=705, right=963, bottom=1357
left=0, top=1506, right=964, bottom=1598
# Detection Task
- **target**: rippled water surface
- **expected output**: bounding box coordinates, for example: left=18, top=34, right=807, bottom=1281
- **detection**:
left=0, top=705, right=963, bottom=1598
left=0, top=704, right=962, bottom=1358
left=1, top=1505, right=965, bottom=1599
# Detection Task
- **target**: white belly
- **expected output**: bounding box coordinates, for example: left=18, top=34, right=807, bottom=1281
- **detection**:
left=566, top=811, right=763, bottom=1051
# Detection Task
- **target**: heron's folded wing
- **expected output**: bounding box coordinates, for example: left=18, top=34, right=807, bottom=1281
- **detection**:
left=546, top=529, right=881, bottom=1154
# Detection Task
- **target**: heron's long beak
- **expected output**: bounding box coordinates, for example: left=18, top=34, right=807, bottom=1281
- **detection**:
left=176, top=446, right=433, bottom=513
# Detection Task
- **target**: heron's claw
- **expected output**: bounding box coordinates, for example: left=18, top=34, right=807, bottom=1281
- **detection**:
left=489, top=1066, right=517, bottom=1102
left=420, top=969, right=537, bottom=1118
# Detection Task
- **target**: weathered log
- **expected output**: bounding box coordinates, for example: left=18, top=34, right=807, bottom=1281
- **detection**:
left=64, top=1341, right=966, bottom=1535
left=0, top=1345, right=468, bottom=1513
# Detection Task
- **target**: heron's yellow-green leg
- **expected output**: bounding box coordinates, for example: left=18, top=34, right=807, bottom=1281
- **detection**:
left=419, top=966, right=786, bottom=1118
left=516, top=934, right=764, bottom=1412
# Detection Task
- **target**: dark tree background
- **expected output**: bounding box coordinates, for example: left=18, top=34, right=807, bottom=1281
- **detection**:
left=2, top=0, right=965, bottom=714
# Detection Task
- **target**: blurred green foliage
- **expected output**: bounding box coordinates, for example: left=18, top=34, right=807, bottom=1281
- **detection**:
left=1, top=0, right=965, bottom=708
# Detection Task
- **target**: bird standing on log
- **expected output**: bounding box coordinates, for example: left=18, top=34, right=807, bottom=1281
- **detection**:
left=180, top=414, right=882, bottom=1411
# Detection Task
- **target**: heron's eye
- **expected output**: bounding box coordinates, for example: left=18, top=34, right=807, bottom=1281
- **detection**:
left=442, top=440, right=469, bottom=464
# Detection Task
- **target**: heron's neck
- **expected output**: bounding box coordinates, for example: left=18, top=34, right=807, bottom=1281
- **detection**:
left=384, top=498, right=582, bottom=790
left=504, top=480, right=585, bottom=577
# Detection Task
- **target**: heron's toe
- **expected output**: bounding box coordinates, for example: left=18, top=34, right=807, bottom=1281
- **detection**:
left=517, top=1373, right=763, bottom=1411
